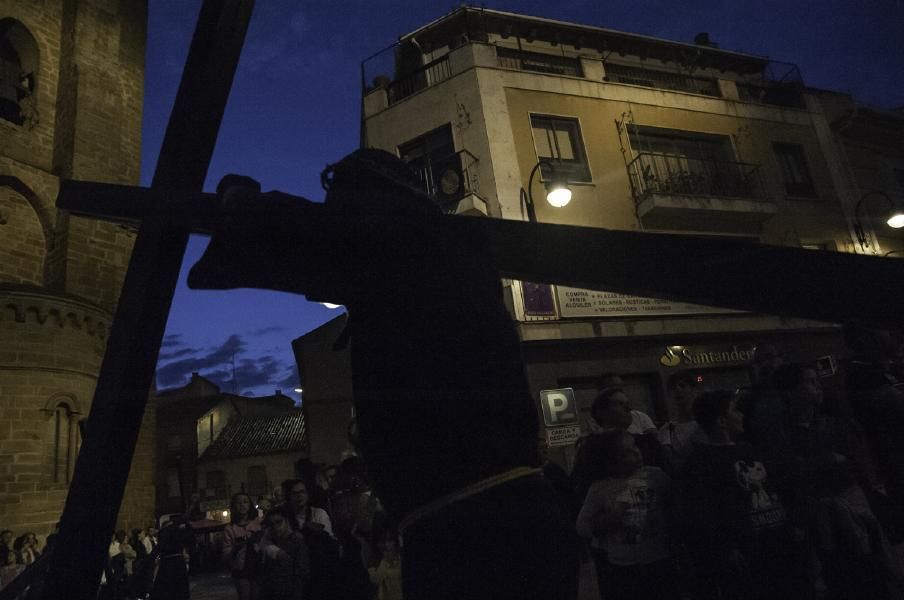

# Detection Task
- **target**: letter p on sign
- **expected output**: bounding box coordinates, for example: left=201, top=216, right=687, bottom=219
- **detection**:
left=540, top=388, right=577, bottom=426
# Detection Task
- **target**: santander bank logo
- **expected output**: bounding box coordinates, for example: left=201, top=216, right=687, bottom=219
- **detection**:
left=660, top=346, right=681, bottom=367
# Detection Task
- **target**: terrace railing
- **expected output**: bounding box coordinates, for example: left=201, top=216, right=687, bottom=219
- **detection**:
left=387, top=55, right=452, bottom=105
left=627, top=152, right=764, bottom=202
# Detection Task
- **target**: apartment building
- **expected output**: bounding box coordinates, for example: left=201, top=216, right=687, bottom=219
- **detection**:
left=303, top=7, right=901, bottom=466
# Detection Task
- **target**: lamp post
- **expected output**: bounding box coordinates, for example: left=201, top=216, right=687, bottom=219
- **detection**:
left=854, top=191, right=904, bottom=251
left=519, top=159, right=572, bottom=222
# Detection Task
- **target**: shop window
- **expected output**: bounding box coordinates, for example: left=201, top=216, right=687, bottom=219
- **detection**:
left=530, top=115, right=591, bottom=182
left=773, top=143, right=816, bottom=197
left=0, top=19, right=39, bottom=127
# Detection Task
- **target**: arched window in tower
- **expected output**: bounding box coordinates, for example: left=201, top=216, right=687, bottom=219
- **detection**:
left=44, top=394, right=82, bottom=485
left=0, top=18, right=39, bottom=127
left=53, top=403, right=73, bottom=484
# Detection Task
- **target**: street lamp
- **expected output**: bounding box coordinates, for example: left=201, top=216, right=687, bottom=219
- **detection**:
left=520, top=160, right=572, bottom=222
left=854, top=191, right=904, bottom=251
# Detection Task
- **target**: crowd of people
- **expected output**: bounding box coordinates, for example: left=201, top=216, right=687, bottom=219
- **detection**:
left=101, top=526, right=160, bottom=599
left=5, top=324, right=904, bottom=600
left=568, top=325, right=904, bottom=600
left=0, top=529, right=42, bottom=587
left=220, top=457, right=402, bottom=600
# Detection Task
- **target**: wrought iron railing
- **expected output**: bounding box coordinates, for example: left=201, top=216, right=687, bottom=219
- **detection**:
left=627, top=152, right=763, bottom=202
left=387, top=56, right=452, bottom=105
left=409, top=149, right=482, bottom=213
left=604, top=63, right=721, bottom=97
left=736, top=60, right=806, bottom=109
left=736, top=82, right=805, bottom=109
left=495, top=46, right=583, bottom=77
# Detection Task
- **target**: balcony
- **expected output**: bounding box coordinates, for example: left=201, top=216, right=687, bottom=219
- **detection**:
left=627, top=152, right=776, bottom=231
left=495, top=47, right=583, bottom=77
left=409, top=149, right=487, bottom=216
left=386, top=56, right=452, bottom=105
left=604, top=63, right=721, bottom=97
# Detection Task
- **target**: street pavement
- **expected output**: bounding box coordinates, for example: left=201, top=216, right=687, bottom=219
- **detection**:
left=188, top=570, right=235, bottom=600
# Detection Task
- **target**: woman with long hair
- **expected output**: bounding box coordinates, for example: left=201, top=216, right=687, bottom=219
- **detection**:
left=223, top=492, right=262, bottom=600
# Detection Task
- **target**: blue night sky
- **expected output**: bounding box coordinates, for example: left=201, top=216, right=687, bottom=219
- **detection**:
left=145, top=0, right=903, bottom=397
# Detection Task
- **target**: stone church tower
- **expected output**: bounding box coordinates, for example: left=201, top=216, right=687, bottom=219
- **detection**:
left=0, top=0, right=155, bottom=537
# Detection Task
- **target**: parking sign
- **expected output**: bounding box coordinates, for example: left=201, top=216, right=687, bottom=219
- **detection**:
left=539, top=388, right=578, bottom=427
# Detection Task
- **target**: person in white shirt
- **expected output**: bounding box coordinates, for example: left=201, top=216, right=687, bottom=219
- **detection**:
left=588, top=375, right=657, bottom=436
left=658, top=371, right=705, bottom=471
left=576, top=430, right=676, bottom=599
left=283, top=479, right=333, bottom=536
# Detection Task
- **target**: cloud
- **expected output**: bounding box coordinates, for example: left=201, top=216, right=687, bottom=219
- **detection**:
left=250, top=326, right=286, bottom=336
left=155, top=333, right=298, bottom=396
left=155, top=334, right=248, bottom=388
left=157, top=347, right=198, bottom=361
left=161, top=334, right=184, bottom=348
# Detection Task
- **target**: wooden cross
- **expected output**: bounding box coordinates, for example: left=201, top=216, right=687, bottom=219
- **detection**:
left=31, top=2, right=256, bottom=598
left=59, top=176, right=904, bottom=328
left=27, top=0, right=904, bottom=597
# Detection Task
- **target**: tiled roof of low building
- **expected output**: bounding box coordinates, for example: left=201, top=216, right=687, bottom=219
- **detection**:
left=201, top=411, right=307, bottom=460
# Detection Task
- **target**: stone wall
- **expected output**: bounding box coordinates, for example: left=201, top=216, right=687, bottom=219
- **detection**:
left=0, top=0, right=153, bottom=542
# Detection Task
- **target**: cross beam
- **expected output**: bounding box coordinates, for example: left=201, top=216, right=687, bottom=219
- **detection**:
left=58, top=179, right=904, bottom=330
left=37, top=2, right=255, bottom=598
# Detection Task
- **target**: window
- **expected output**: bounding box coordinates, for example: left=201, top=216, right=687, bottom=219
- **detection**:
left=773, top=143, right=815, bottom=197
left=166, top=466, right=182, bottom=499
left=627, top=126, right=755, bottom=199
left=246, top=465, right=268, bottom=497
left=52, top=403, right=73, bottom=484
left=399, top=124, right=456, bottom=198
left=0, top=19, right=39, bottom=127
left=629, top=126, right=734, bottom=162
left=204, top=470, right=226, bottom=499
left=530, top=115, right=591, bottom=183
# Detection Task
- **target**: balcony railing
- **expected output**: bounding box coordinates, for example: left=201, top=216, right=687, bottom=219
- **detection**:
left=736, top=82, right=805, bottom=109
left=604, top=63, right=721, bottom=97
left=387, top=56, right=452, bottom=105
left=495, top=46, right=583, bottom=77
left=736, top=60, right=806, bottom=109
left=627, top=152, right=763, bottom=202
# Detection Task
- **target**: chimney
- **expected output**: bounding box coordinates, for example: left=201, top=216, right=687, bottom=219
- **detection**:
left=694, top=32, right=718, bottom=48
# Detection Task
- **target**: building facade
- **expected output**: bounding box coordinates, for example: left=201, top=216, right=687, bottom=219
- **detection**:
left=292, top=314, right=354, bottom=466
left=155, top=374, right=306, bottom=517
left=348, top=7, right=901, bottom=468
left=0, top=0, right=153, bottom=536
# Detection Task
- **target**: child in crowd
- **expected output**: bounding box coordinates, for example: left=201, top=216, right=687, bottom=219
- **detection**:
left=223, top=492, right=263, bottom=600
left=369, top=529, right=403, bottom=600
left=576, top=430, right=675, bottom=600
left=680, top=390, right=792, bottom=600
left=258, top=506, right=310, bottom=600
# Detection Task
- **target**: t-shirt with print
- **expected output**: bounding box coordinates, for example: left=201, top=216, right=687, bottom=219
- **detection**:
left=681, top=442, right=787, bottom=556
left=576, top=466, right=671, bottom=566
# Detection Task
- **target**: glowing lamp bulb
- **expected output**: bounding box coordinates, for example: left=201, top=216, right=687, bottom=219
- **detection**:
left=886, top=212, right=904, bottom=229
left=546, top=187, right=572, bottom=208
left=222, top=510, right=228, bottom=517
left=321, top=302, right=342, bottom=309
